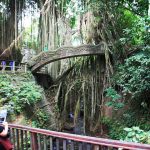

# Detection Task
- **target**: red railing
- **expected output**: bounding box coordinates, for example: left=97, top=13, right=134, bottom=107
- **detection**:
left=9, top=124, right=150, bottom=150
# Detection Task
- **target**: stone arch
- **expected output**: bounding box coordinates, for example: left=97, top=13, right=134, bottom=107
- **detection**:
left=28, top=43, right=105, bottom=73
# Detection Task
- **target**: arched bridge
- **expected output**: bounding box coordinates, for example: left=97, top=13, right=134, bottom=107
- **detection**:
left=28, top=43, right=105, bottom=73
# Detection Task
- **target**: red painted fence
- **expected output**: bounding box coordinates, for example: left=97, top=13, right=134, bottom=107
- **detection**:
left=8, top=124, right=150, bottom=150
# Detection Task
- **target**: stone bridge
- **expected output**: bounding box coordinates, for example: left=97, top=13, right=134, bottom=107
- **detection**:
left=28, top=43, right=105, bottom=73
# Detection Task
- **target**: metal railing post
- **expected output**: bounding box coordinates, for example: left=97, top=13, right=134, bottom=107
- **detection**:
left=25, top=63, right=27, bottom=73
left=1, top=61, right=6, bottom=73
left=31, top=132, right=38, bottom=150
left=12, top=61, right=15, bottom=73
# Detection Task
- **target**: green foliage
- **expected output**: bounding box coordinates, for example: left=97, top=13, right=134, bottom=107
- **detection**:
left=100, top=117, right=126, bottom=140
left=122, top=127, right=150, bottom=144
left=69, top=16, right=76, bottom=28
left=0, top=74, right=43, bottom=113
left=64, top=0, right=85, bottom=29
left=14, top=82, right=42, bottom=113
left=0, top=73, right=51, bottom=129
left=105, top=87, right=124, bottom=110
left=109, top=122, right=126, bottom=140
left=116, top=0, right=148, bottom=17
left=101, top=113, right=150, bottom=141
left=120, top=18, right=147, bottom=46
left=32, top=110, right=49, bottom=128
left=105, top=106, right=150, bottom=140
left=122, top=9, right=138, bottom=27
left=115, top=49, right=150, bottom=103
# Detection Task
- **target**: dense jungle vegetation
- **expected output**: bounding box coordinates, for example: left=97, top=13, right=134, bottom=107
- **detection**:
left=0, top=0, right=150, bottom=144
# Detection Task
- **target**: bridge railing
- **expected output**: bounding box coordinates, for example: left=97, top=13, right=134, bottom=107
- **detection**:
left=8, top=124, right=150, bottom=150
left=0, top=60, right=27, bottom=73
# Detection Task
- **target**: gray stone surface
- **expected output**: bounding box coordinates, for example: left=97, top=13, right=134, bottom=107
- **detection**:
left=21, top=47, right=36, bottom=63
left=28, top=43, right=105, bottom=72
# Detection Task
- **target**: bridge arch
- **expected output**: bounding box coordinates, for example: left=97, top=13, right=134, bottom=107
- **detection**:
left=28, top=43, right=105, bottom=73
